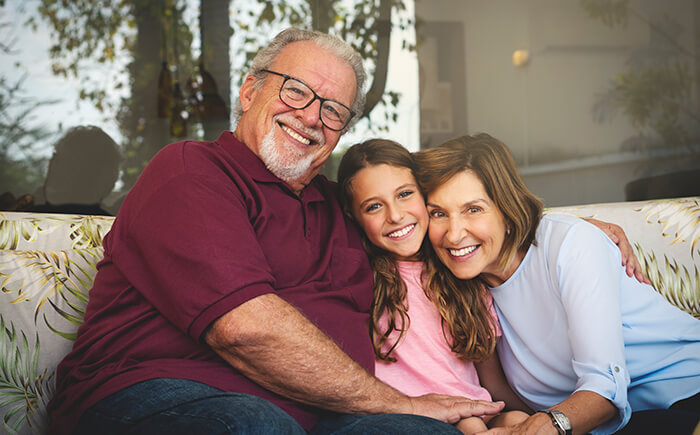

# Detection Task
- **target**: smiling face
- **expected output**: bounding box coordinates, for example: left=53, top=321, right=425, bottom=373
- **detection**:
left=234, top=41, right=357, bottom=193
left=426, top=170, right=522, bottom=287
left=350, top=164, right=428, bottom=261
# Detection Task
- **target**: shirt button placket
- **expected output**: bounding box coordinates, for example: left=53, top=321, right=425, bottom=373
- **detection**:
left=302, top=200, right=311, bottom=240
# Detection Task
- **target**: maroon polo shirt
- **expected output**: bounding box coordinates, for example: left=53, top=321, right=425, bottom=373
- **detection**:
left=48, top=131, right=375, bottom=434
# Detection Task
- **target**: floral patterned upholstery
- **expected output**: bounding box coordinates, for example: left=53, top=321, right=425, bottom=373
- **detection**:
left=0, top=197, right=698, bottom=434
left=0, top=213, right=112, bottom=434
left=551, top=197, right=699, bottom=317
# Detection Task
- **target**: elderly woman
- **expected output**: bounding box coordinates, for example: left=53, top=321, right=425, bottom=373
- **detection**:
left=414, top=134, right=700, bottom=435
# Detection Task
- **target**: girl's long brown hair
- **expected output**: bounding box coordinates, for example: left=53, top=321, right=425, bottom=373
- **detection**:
left=338, top=138, right=499, bottom=362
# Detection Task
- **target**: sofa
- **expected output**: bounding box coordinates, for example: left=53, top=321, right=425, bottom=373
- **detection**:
left=0, top=197, right=698, bottom=434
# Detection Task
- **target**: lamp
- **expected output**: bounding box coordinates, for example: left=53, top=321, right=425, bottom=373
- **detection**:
left=170, top=82, right=188, bottom=138
left=200, top=67, right=228, bottom=119
left=158, top=5, right=229, bottom=136
left=192, top=9, right=228, bottom=120
left=512, top=49, right=530, bottom=67
left=157, top=61, right=173, bottom=118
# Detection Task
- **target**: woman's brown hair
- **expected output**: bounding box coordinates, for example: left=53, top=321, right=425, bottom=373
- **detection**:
left=414, top=133, right=543, bottom=272
left=413, top=133, right=544, bottom=360
left=338, top=138, right=502, bottom=362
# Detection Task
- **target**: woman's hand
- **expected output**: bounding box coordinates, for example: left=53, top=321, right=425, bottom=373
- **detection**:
left=476, top=411, right=558, bottom=435
left=584, top=218, right=651, bottom=284
left=479, top=391, right=618, bottom=435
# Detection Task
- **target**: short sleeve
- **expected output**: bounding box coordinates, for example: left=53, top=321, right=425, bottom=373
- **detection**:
left=112, top=165, right=276, bottom=341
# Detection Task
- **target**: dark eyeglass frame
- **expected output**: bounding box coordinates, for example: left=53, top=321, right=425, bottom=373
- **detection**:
left=261, top=69, right=355, bottom=131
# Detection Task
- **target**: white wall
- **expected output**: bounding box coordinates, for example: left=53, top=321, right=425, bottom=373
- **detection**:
left=416, top=0, right=700, bottom=206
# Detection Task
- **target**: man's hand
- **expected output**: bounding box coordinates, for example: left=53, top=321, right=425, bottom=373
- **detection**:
left=407, top=394, right=504, bottom=424
left=585, top=218, right=651, bottom=284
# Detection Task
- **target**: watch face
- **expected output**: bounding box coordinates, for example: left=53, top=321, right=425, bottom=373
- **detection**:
left=551, top=410, right=572, bottom=432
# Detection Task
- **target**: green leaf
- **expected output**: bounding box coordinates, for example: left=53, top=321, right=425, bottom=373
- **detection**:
left=0, top=317, right=53, bottom=432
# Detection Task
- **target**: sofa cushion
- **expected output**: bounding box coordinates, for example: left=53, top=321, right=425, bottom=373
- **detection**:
left=0, top=213, right=112, bottom=434
left=550, top=198, right=699, bottom=318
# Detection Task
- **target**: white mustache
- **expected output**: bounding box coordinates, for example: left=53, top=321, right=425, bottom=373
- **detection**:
left=274, top=114, right=325, bottom=146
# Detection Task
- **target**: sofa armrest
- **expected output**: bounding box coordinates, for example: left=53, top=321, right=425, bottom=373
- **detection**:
left=0, top=211, right=114, bottom=433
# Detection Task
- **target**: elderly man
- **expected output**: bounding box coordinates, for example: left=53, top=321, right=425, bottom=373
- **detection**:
left=48, top=28, right=505, bottom=435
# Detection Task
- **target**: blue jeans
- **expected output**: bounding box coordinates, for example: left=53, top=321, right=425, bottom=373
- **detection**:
left=312, top=413, right=462, bottom=434
left=74, top=378, right=306, bottom=435
left=614, top=392, right=700, bottom=434
left=74, top=378, right=461, bottom=434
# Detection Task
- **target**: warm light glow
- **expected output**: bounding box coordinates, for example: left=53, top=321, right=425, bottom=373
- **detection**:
left=512, top=49, right=529, bottom=67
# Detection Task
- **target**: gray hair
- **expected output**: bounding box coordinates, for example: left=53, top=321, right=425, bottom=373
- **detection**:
left=233, top=28, right=367, bottom=132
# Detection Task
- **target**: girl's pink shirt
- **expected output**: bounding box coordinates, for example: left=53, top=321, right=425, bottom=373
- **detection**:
left=374, top=261, right=500, bottom=400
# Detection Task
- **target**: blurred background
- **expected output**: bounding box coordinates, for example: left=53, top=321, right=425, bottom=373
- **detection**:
left=1, top=0, right=698, bottom=213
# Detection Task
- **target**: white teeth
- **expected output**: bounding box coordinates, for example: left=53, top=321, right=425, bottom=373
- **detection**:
left=387, top=224, right=415, bottom=238
left=449, top=245, right=477, bottom=257
left=281, top=124, right=311, bottom=145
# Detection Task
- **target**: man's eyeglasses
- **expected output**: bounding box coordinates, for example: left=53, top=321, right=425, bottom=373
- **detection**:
left=261, top=69, right=355, bottom=132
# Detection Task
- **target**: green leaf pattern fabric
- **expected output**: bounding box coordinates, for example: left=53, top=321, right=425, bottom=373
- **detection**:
left=0, top=212, right=111, bottom=434
left=0, top=198, right=698, bottom=433
left=551, top=197, right=700, bottom=318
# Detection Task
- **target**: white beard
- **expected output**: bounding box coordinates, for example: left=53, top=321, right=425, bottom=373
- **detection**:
left=258, top=117, right=321, bottom=184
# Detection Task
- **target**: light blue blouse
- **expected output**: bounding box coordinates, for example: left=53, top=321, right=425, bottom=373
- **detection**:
left=490, top=214, right=700, bottom=435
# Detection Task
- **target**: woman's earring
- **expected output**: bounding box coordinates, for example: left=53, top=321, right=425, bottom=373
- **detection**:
left=507, top=227, right=511, bottom=235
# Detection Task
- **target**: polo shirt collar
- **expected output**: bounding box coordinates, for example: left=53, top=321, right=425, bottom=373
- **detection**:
left=216, top=131, right=325, bottom=202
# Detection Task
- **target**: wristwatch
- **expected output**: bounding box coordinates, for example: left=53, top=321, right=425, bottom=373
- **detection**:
left=539, top=409, right=572, bottom=435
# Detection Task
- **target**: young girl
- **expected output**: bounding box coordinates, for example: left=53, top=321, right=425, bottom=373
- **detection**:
left=337, top=139, right=530, bottom=434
